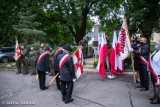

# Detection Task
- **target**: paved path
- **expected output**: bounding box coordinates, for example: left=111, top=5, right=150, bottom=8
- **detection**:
left=0, top=71, right=159, bottom=107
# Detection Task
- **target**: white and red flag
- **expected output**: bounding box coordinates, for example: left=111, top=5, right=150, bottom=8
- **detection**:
left=117, top=32, right=124, bottom=73
left=119, top=17, right=132, bottom=60
left=72, top=46, right=83, bottom=79
left=96, top=32, right=108, bottom=78
left=110, top=31, right=124, bottom=75
left=14, top=39, right=21, bottom=61
left=110, top=31, right=118, bottom=75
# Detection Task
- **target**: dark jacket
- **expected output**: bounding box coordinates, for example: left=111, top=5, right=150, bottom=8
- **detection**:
left=54, top=49, right=63, bottom=71
left=36, top=51, right=50, bottom=72
left=133, top=43, right=150, bottom=62
left=57, top=52, right=76, bottom=81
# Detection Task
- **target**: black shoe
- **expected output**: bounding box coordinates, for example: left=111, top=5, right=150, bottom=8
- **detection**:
left=140, top=88, right=149, bottom=91
left=136, top=80, right=140, bottom=83
left=33, top=72, right=36, bottom=75
left=16, top=72, right=21, bottom=74
left=57, top=87, right=61, bottom=91
left=31, top=72, right=34, bottom=75
left=65, top=98, right=74, bottom=104
left=149, top=97, right=155, bottom=101
left=150, top=99, right=159, bottom=104
left=41, top=86, right=49, bottom=91
left=62, top=96, right=66, bottom=102
left=44, top=86, right=48, bottom=89
left=136, top=85, right=143, bottom=88
left=23, top=73, right=28, bottom=75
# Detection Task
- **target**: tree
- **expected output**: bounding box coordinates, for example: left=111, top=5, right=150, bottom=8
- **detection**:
left=12, top=0, right=46, bottom=44
left=124, top=0, right=160, bottom=39
left=0, top=0, right=21, bottom=47
left=13, top=9, right=46, bottom=44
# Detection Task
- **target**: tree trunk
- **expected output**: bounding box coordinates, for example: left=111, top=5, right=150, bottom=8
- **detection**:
left=72, top=8, right=89, bottom=45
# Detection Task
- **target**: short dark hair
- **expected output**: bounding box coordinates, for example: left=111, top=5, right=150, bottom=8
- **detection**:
left=63, top=45, right=72, bottom=52
left=58, top=42, right=65, bottom=47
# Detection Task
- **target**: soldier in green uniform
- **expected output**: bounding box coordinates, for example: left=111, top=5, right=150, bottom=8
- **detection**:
left=29, top=47, right=37, bottom=75
left=79, top=37, right=88, bottom=58
left=16, top=55, right=22, bottom=74
left=21, top=45, right=29, bottom=75
left=39, top=43, right=46, bottom=55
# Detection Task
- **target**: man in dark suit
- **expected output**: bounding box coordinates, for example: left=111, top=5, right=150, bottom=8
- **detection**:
left=54, top=42, right=65, bottom=90
left=36, top=47, right=50, bottom=91
left=57, top=45, right=76, bottom=104
left=132, top=37, right=150, bottom=91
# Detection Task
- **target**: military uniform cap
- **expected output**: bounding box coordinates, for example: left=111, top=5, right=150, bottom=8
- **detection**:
left=63, top=45, right=71, bottom=52
left=58, top=42, right=65, bottom=47
left=45, top=47, right=50, bottom=51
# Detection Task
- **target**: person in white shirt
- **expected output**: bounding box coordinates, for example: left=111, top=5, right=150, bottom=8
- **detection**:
left=149, top=39, right=160, bottom=104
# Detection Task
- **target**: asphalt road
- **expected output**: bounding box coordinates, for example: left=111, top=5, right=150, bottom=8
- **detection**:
left=0, top=70, right=159, bottom=107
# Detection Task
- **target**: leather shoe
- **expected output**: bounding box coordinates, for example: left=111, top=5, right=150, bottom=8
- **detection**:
left=65, top=98, right=74, bottom=104
left=136, top=80, right=140, bottom=83
left=41, top=86, right=49, bottom=91
left=31, top=72, right=34, bottom=75
left=150, top=99, right=159, bottom=104
left=149, top=97, right=155, bottom=101
left=16, top=72, right=21, bottom=74
left=140, top=88, right=149, bottom=91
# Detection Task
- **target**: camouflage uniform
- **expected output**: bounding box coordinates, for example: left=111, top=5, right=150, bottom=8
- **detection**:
left=16, top=56, right=22, bottom=74
left=29, top=49, right=37, bottom=75
left=21, top=48, right=29, bottom=74
left=79, top=38, right=88, bottom=58
left=39, top=47, right=45, bottom=55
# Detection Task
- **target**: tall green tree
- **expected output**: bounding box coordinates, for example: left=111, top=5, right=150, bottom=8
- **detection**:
left=13, top=9, right=46, bottom=44
left=13, top=0, right=46, bottom=44
left=45, top=0, right=96, bottom=44
left=125, top=0, right=160, bottom=38
left=0, top=0, right=21, bottom=47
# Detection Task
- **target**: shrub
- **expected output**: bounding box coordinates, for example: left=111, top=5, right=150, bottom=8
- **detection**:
left=93, top=58, right=98, bottom=68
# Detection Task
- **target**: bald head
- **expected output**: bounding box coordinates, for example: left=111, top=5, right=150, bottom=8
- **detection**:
left=30, top=47, right=34, bottom=50
left=41, top=44, right=45, bottom=48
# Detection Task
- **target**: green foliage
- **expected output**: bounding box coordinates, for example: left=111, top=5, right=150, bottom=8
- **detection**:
left=93, top=58, right=98, bottom=68
left=124, top=56, right=131, bottom=69
left=0, top=0, right=21, bottom=46
left=0, top=0, right=159, bottom=47
left=13, top=8, right=46, bottom=44
left=70, top=46, right=79, bottom=56
left=125, top=0, right=160, bottom=37
left=150, top=43, right=155, bottom=53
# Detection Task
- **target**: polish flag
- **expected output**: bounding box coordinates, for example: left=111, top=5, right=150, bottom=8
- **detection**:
left=117, top=32, right=124, bottom=73
left=72, top=46, right=83, bottom=79
left=96, top=32, right=108, bottom=78
left=110, top=31, right=118, bottom=75
left=14, top=39, right=21, bottom=61
left=119, top=17, right=132, bottom=60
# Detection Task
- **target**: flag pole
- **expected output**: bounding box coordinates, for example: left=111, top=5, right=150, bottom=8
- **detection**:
left=48, top=73, right=59, bottom=87
left=124, top=16, right=136, bottom=84
left=72, top=46, right=80, bottom=56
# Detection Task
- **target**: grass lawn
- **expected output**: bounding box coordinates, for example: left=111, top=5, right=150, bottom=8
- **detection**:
left=0, top=62, right=16, bottom=69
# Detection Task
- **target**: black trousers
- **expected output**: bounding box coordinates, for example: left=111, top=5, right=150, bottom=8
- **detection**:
left=61, top=80, right=73, bottom=101
left=38, top=70, right=46, bottom=90
left=139, top=64, right=149, bottom=89
left=55, top=71, right=61, bottom=90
